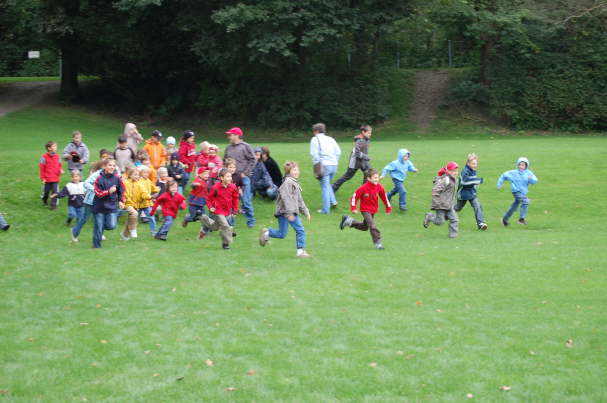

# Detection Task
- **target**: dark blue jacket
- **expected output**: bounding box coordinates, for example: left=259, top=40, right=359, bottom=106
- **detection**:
left=251, top=161, right=274, bottom=191
left=457, top=165, right=483, bottom=200
left=92, top=172, right=124, bottom=213
left=167, top=163, right=188, bottom=186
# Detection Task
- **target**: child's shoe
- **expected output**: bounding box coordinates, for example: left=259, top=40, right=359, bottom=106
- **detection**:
left=1, top=224, right=9, bottom=231
left=65, top=218, right=73, bottom=226
left=130, top=229, right=138, bottom=238
left=399, top=206, right=408, bottom=212
left=101, top=235, right=106, bottom=241
left=182, top=218, right=189, bottom=228
left=502, top=217, right=509, bottom=226
left=70, top=230, right=78, bottom=243
left=518, top=218, right=527, bottom=225
left=197, top=230, right=207, bottom=240
left=375, top=242, right=385, bottom=250
left=423, top=213, right=432, bottom=228
left=339, top=215, right=353, bottom=230
left=154, top=234, right=167, bottom=241
left=120, top=232, right=130, bottom=241
left=296, top=249, right=312, bottom=258
left=259, top=228, right=269, bottom=246
left=478, top=222, right=488, bottom=230
left=222, top=243, right=230, bottom=250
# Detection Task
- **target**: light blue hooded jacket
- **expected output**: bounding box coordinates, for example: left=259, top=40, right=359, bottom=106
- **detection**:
left=381, top=149, right=417, bottom=181
left=496, top=157, right=538, bottom=195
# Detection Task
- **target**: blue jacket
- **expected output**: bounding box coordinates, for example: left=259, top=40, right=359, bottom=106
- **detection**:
left=496, top=157, right=538, bottom=195
left=92, top=172, right=124, bottom=214
left=381, top=149, right=417, bottom=182
left=251, top=161, right=274, bottom=191
left=457, top=164, right=483, bottom=200
left=83, top=170, right=102, bottom=206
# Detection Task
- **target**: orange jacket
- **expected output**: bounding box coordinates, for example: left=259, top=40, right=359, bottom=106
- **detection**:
left=143, top=139, right=167, bottom=169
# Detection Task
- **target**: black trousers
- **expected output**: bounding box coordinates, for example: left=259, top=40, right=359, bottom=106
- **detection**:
left=332, top=166, right=367, bottom=192
left=42, top=182, right=58, bottom=207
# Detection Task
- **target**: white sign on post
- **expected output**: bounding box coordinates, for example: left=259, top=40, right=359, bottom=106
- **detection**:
left=28, top=51, right=40, bottom=59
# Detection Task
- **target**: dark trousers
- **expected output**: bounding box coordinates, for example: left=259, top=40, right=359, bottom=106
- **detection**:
left=42, top=182, right=58, bottom=207
left=333, top=167, right=366, bottom=192
left=351, top=212, right=381, bottom=243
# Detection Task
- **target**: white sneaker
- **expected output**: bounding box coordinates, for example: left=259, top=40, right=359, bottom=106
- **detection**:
left=101, top=235, right=106, bottom=241
left=70, top=230, right=79, bottom=243
left=120, top=232, right=130, bottom=241
left=130, top=230, right=138, bottom=238
left=296, top=249, right=312, bottom=258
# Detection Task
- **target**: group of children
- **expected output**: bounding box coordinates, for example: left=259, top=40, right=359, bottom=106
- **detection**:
left=32, top=123, right=539, bottom=256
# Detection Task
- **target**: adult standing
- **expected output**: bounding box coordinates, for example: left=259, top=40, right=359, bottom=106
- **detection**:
left=123, top=122, right=143, bottom=154
left=332, top=125, right=372, bottom=193
left=309, top=123, right=341, bottom=214
left=224, top=127, right=256, bottom=227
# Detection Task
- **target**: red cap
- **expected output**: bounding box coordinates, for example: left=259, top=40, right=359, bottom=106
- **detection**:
left=225, top=127, right=243, bottom=137
left=446, top=162, right=459, bottom=170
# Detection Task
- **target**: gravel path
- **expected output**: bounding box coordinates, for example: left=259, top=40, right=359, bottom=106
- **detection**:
left=409, top=69, right=451, bottom=132
left=0, top=81, right=60, bottom=118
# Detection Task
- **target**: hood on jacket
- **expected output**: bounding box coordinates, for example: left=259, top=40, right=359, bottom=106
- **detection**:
left=516, top=157, right=530, bottom=169
left=397, top=148, right=410, bottom=163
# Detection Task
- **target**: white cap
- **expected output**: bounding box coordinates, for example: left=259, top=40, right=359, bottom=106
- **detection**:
left=166, top=136, right=176, bottom=145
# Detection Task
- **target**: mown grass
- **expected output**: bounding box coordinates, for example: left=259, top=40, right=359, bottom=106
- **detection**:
left=0, top=105, right=606, bottom=401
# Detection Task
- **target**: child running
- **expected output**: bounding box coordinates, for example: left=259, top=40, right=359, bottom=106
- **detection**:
left=259, top=161, right=312, bottom=258
left=182, top=168, right=211, bottom=227
left=150, top=179, right=186, bottom=241
left=39, top=141, right=63, bottom=209
left=51, top=170, right=85, bottom=227
left=120, top=167, right=145, bottom=240
left=138, top=165, right=159, bottom=235
left=380, top=148, right=417, bottom=211
left=199, top=168, right=239, bottom=250
left=497, top=157, right=538, bottom=226
left=92, top=158, right=124, bottom=248
left=455, top=153, right=487, bottom=230
left=339, top=169, right=391, bottom=250
left=423, top=162, right=459, bottom=238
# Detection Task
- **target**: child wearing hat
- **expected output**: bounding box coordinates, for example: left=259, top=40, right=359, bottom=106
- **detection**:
left=497, top=157, right=538, bottom=226
left=143, top=130, right=167, bottom=170
left=167, top=154, right=188, bottom=194
left=423, top=162, right=459, bottom=238
left=165, top=136, right=178, bottom=160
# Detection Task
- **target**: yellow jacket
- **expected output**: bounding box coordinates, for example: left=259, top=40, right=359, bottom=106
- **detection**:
left=123, top=178, right=153, bottom=209
left=139, top=178, right=160, bottom=208
left=144, top=139, right=167, bottom=169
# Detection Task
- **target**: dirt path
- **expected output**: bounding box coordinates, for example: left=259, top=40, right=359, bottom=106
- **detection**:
left=0, top=81, right=60, bottom=118
left=409, top=69, right=451, bottom=132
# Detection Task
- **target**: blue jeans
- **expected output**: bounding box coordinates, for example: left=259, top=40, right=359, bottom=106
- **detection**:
left=255, top=185, right=278, bottom=200
left=72, top=204, right=92, bottom=238
left=504, top=192, right=529, bottom=221
left=139, top=207, right=156, bottom=233
left=92, top=212, right=117, bottom=248
left=186, top=204, right=206, bottom=222
left=240, top=176, right=255, bottom=227
left=0, top=213, right=8, bottom=229
left=319, top=164, right=337, bottom=214
left=68, top=206, right=85, bottom=221
left=268, top=215, right=306, bottom=249
left=387, top=178, right=407, bottom=209
left=156, top=216, right=174, bottom=237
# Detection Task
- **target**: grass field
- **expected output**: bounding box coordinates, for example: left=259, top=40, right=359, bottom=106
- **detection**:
left=0, top=105, right=606, bottom=401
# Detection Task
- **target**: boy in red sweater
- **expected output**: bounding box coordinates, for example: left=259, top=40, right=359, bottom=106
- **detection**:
left=339, top=169, right=391, bottom=249
left=182, top=168, right=211, bottom=227
left=39, top=141, right=64, bottom=209
left=151, top=179, right=186, bottom=241
left=199, top=168, right=239, bottom=250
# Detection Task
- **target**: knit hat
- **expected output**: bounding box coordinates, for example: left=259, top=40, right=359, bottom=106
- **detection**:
left=225, top=127, right=243, bottom=137
left=170, top=153, right=180, bottom=161
left=166, top=136, right=176, bottom=145
left=254, top=147, right=262, bottom=153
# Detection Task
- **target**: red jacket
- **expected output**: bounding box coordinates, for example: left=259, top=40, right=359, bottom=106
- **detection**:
left=151, top=191, right=186, bottom=218
left=207, top=182, right=239, bottom=216
left=350, top=182, right=392, bottom=214
left=39, top=152, right=63, bottom=182
left=178, top=140, right=197, bottom=173
left=197, top=154, right=223, bottom=178
left=190, top=177, right=210, bottom=199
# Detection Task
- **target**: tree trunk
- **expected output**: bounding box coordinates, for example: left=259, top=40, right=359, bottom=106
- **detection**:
left=60, top=43, right=80, bottom=101
left=479, top=36, right=491, bottom=86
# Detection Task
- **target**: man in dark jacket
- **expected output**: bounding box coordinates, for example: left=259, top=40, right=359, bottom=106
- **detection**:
left=332, top=125, right=372, bottom=193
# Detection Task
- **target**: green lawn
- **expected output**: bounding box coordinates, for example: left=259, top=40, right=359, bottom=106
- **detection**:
left=0, top=106, right=606, bottom=401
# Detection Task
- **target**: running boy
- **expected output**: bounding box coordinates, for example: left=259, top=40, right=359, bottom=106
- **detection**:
left=151, top=179, right=186, bottom=241
left=380, top=148, right=417, bottom=211
left=423, top=162, right=459, bottom=238
left=199, top=168, right=239, bottom=250
left=339, top=169, right=391, bottom=250
left=259, top=161, right=312, bottom=258
left=455, top=153, right=487, bottom=230
left=497, top=157, right=538, bottom=225
left=182, top=168, right=211, bottom=227
left=333, top=125, right=373, bottom=193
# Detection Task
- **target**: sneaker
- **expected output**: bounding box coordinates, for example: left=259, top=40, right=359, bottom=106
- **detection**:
left=259, top=228, right=269, bottom=246
left=154, top=234, right=167, bottom=241
left=399, top=207, right=408, bottom=212
left=518, top=218, right=527, bottom=225
left=296, top=250, right=312, bottom=258
left=70, top=230, right=79, bottom=243
left=478, top=222, right=488, bottom=231
left=232, top=232, right=237, bottom=238
left=120, top=232, right=130, bottom=241
left=502, top=217, right=509, bottom=226
left=339, top=215, right=351, bottom=230
left=182, top=219, right=188, bottom=228
left=65, top=218, right=72, bottom=226
left=1, top=225, right=9, bottom=231
left=331, top=202, right=338, bottom=209
left=222, top=243, right=230, bottom=250
left=130, top=230, right=138, bottom=238
left=197, top=231, right=206, bottom=240
left=423, top=213, right=432, bottom=228
left=101, top=235, right=106, bottom=241
left=375, top=242, right=385, bottom=250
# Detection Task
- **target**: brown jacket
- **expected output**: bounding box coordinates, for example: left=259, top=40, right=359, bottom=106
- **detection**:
left=431, top=174, right=456, bottom=210
left=274, top=176, right=310, bottom=217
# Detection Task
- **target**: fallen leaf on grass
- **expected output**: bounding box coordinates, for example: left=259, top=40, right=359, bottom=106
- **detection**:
left=79, top=322, right=88, bottom=326
left=27, top=338, right=35, bottom=342
left=144, top=350, right=151, bottom=355
left=90, top=362, right=97, bottom=367
left=171, top=288, right=176, bottom=292
left=535, top=242, right=543, bottom=246
left=100, top=340, right=108, bottom=344
left=224, top=387, right=237, bottom=392
left=205, top=359, right=214, bottom=367
left=95, top=304, right=102, bottom=308
left=176, top=376, right=185, bottom=381
left=185, top=363, right=192, bottom=368
left=369, top=362, right=378, bottom=367
left=37, top=292, right=44, bottom=297
left=499, top=386, right=512, bottom=391
left=405, top=354, right=416, bottom=360
left=0, top=389, right=9, bottom=395
left=246, top=369, right=256, bottom=376
left=565, top=339, right=573, bottom=348
left=529, top=351, right=536, bottom=355
left=466, top=393, right=474, bottom=398
left=155, top=344, right=161, bottom=347
left=152, top=373, right=160, bottom=377
left=396, top=351, right=404, bottom=355
left=415, top=301, right=423, bottom=306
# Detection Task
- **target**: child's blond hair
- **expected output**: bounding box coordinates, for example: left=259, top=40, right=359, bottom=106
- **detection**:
left=283, top=161, right=299, bottom=176
left=467, top=153, right=478, bottom=163
left=225, top=157, right=236, bottom=167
